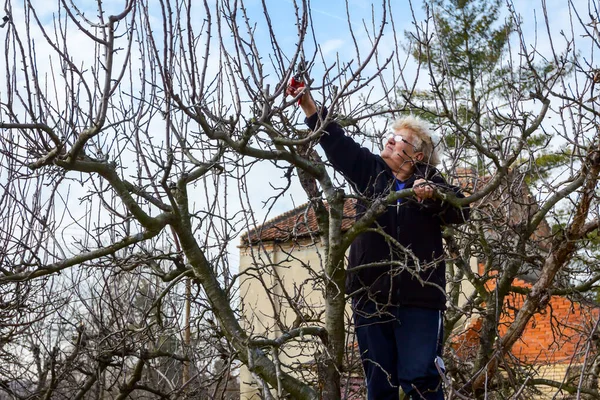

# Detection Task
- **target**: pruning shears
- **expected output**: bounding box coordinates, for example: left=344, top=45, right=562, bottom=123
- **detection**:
left=289, top=59, right=307, bottom=105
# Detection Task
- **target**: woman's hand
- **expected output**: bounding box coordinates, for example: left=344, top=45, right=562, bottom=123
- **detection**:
left=413, top=179, right=436, bottom=202
left=286, top=83, right=317, bottom=117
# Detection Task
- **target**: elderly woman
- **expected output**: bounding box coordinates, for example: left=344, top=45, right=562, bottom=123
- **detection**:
left=287, top=85, right=470, bottom=400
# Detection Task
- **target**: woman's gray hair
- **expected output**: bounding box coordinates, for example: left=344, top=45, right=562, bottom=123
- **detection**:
left=392, top=116, right=440, bottom=166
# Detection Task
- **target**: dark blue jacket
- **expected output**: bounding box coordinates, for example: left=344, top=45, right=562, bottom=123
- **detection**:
left=306, top=112, right=470, bottom=310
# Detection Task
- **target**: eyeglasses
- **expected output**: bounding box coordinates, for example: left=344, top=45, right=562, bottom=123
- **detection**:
left=383, top=132, right=418, bottom=149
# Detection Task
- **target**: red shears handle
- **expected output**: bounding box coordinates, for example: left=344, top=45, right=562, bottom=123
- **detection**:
left=289, top=75, right=305, bottom=105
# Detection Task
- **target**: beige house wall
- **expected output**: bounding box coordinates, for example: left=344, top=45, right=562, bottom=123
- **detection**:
left=536, top=364, right=572, bottom=398
left=455, top=256, right=479, bottom=309
left=508, top=364, right=578, bottom=399
left=239, top=239, right=343, bottom=399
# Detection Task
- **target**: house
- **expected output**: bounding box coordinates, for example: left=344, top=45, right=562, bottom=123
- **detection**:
left=238, top=170, right=599, bottom=398
left=238, top=200, right=361, bottom=399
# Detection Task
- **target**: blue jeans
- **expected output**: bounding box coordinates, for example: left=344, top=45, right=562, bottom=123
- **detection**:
left=353, top=300, right=444, bottom=400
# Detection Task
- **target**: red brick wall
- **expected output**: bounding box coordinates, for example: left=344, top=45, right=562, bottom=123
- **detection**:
left=453, top=277, right=599, bottom=364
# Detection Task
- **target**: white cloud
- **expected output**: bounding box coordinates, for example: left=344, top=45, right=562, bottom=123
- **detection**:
left=320, top=38, right=345, bottom=57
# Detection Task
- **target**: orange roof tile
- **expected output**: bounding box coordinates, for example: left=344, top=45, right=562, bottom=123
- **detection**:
left=241, top=199, right=357, bottom=245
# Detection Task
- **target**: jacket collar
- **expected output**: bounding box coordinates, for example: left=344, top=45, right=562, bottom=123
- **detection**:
left=392, top=162, right=439, bottom=185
